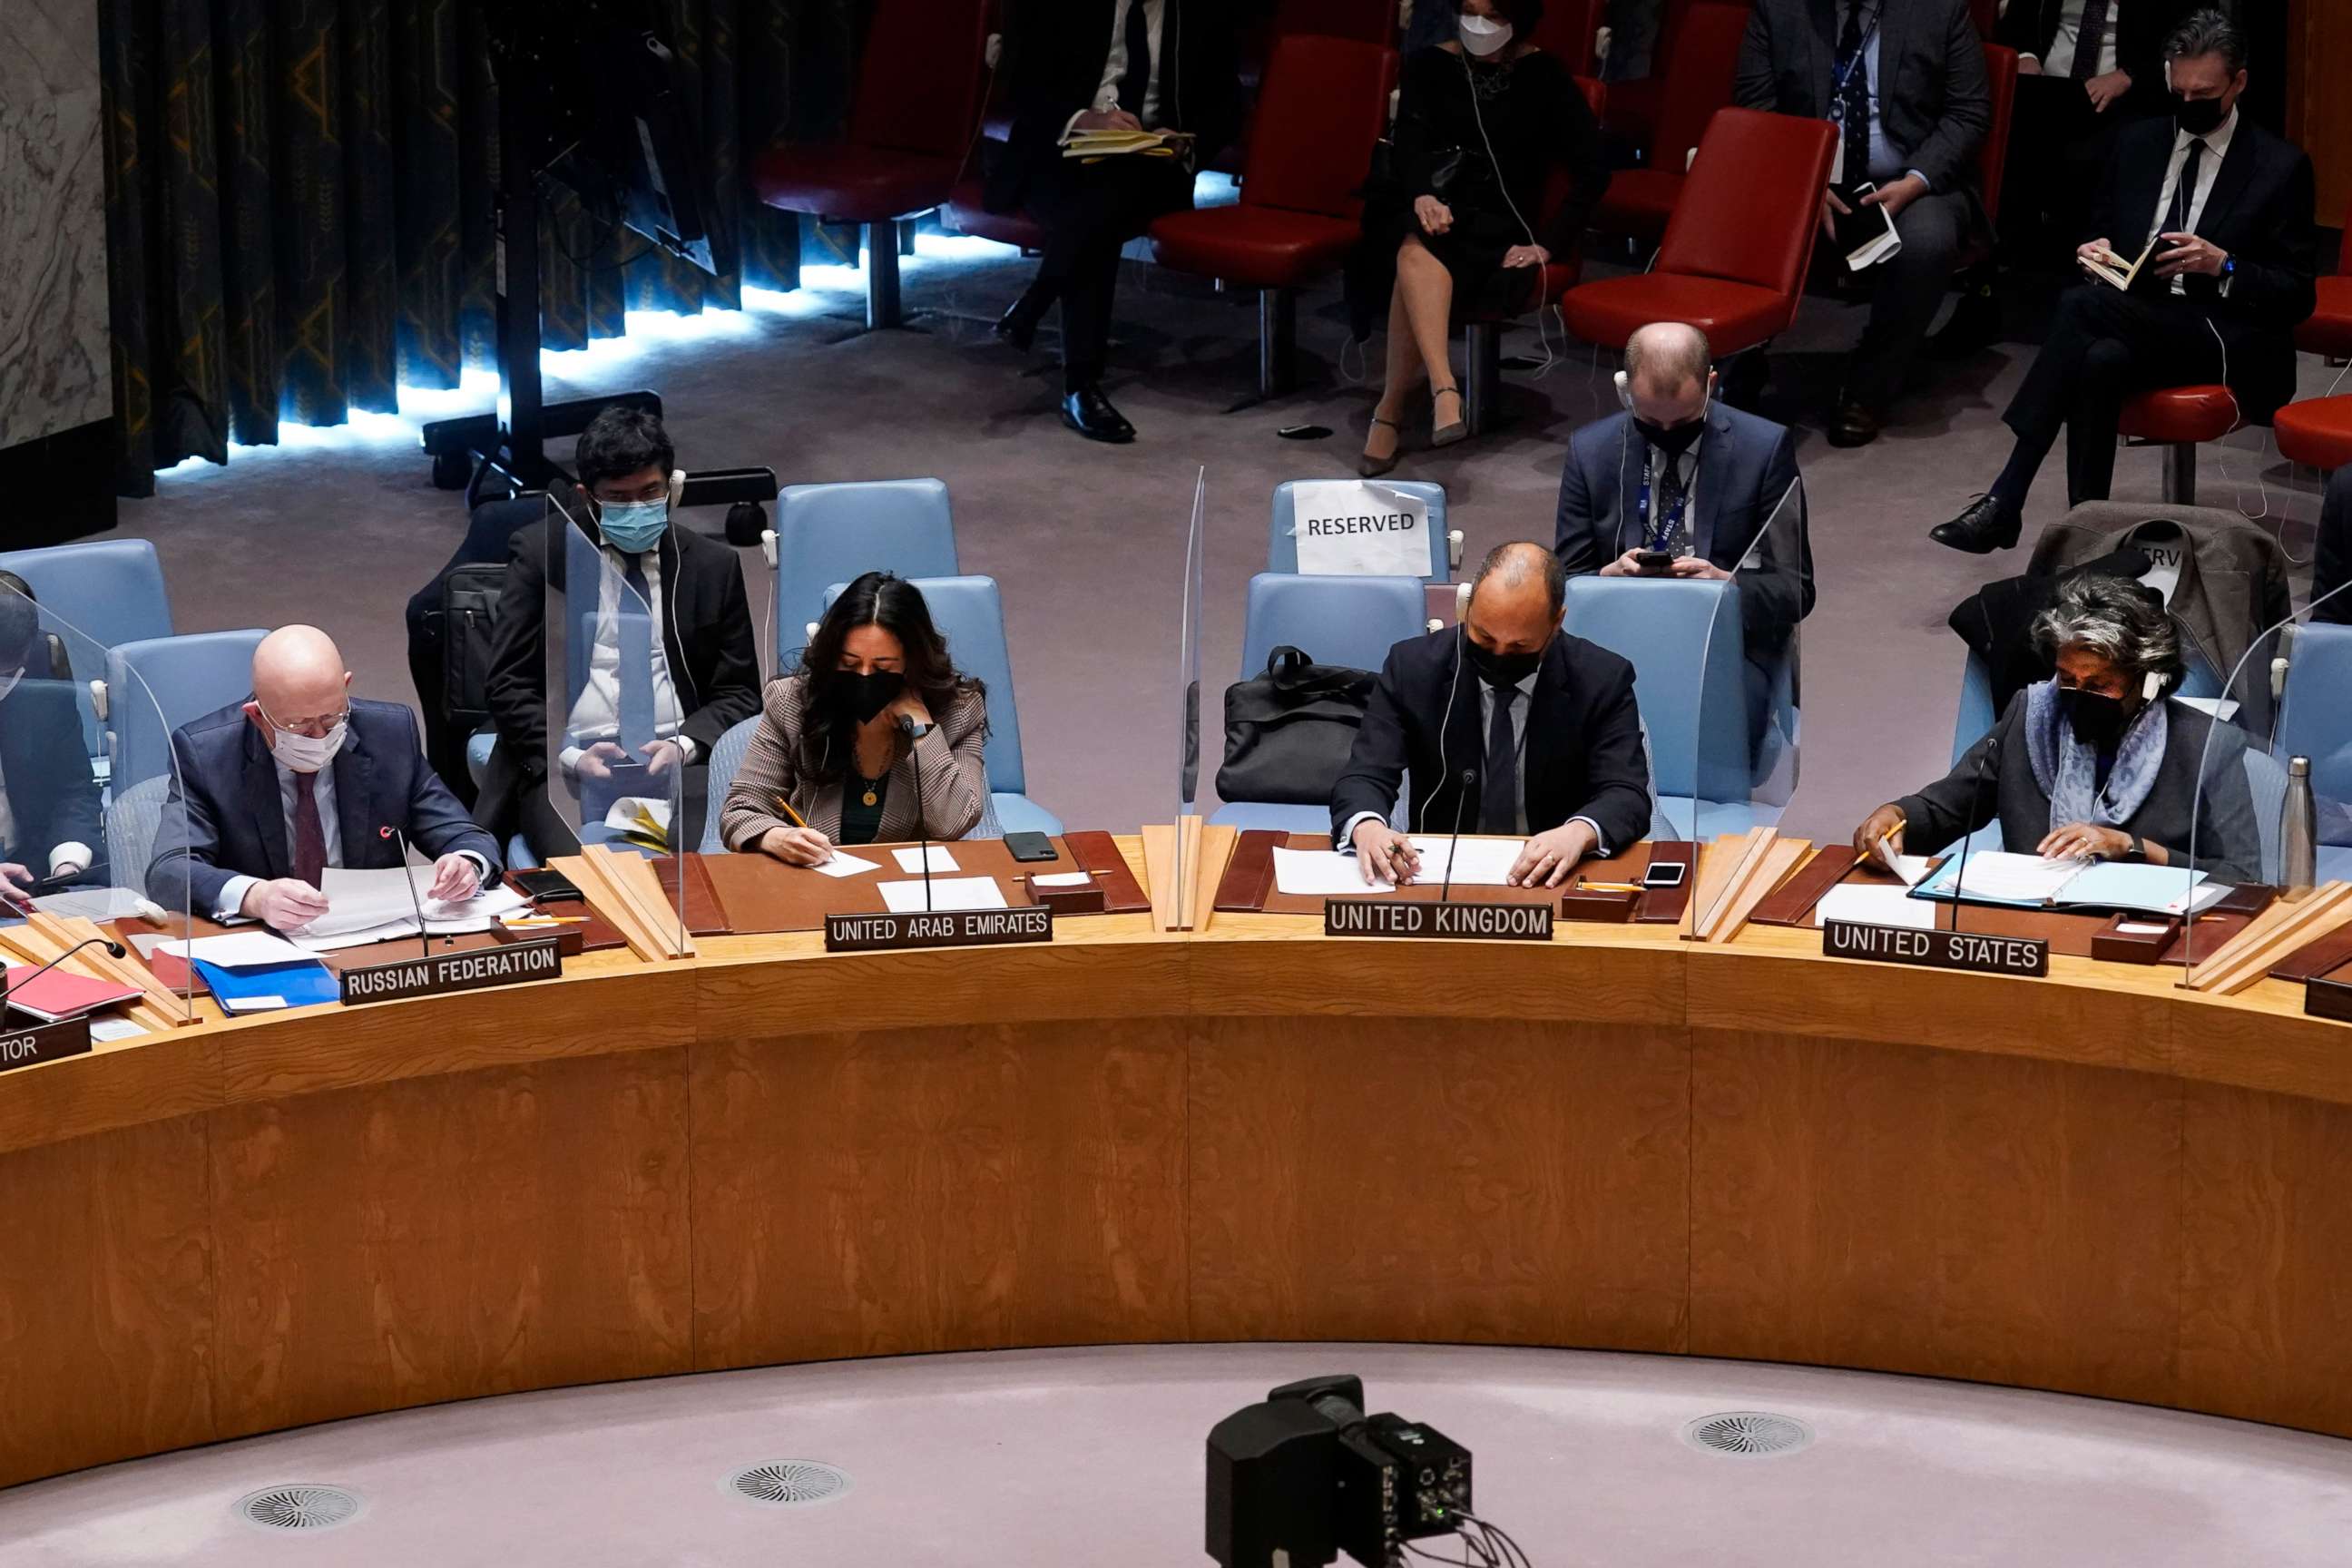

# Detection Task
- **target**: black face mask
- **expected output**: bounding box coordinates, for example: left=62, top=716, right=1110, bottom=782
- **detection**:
left=836, top=670, right=905, bottom=725
left=1466, top=637, right=1545, bottom=690
left=1633, top=416, right=1704, bottom=460
left=2058, top=686, right=2131, bottom=750
left=2172, top=93, right=2229, bottom=136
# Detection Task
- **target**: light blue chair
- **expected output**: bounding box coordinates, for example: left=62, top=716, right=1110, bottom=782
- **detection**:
left=820, top=574, right=1059, bottom=836
left=776, top=479, right=960, bottom=661
left=1213, top=573, right=1428, bottom=834
left=1267, top=481, right=1458, bottom=581
left=1, top=539, right=175, bottom=770
left=103, top=631, right=269, bottom=792
left=1560, top=575, right=1754, bottom=841
left=2276, top=622, right=2352, bottom=883
left=699, top=716, right=761, bottom=854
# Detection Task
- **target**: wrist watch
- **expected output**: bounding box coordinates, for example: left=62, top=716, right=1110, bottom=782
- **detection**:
left=2123, top=832, right=2149, bottom=863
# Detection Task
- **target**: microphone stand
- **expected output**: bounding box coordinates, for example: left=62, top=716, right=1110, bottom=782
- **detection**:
left=900, top=714, right=932, bottom=912
left=382, top=826, right=436, bottom=959
left=2, top=936, right=130, bottom=1019
left=1948, top=602, right=2004, bottom=934
left=1438, top=768, right=1478, bottom=902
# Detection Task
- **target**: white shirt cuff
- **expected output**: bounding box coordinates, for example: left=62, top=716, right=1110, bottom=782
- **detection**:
left=672, top=735, right=698, bottom=766
left=1906, top=169, right=1930, bottom=191
left=217, top=874, right=259, bottom=922
left=1337, top=810, right=1386, bottom=851
left=47, top=842, right=92, bottom=877
left=1569, top=816, right=1609, bottom=858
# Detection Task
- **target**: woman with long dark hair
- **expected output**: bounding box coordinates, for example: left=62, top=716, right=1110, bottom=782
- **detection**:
left=720, top=573, right=991, bottom=860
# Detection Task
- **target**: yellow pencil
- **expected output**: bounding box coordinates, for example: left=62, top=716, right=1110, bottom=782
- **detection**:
left=774, top=794, right=811, bottom=830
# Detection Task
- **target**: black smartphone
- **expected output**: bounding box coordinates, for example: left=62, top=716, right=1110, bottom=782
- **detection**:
left=1634, top=550, right=1674, bottom=576
left=512, top=867, right=585, bottom=904
left=1642, top=860, right=1689, bottom=889
left=1004, top=831, right=1059, bottom=863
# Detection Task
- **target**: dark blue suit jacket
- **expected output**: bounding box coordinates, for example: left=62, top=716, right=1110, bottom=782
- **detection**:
left=146, top=698, right=502, bottom=914
left=1553, top=403, right=1815, bottom=637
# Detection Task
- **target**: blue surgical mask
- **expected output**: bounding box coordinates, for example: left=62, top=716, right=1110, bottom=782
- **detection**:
left=597, top=499, right=670, bottom=554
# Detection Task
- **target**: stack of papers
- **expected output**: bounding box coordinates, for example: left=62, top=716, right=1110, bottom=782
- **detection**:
left=1910, top=851, right=2227, bottom=916
left=1406, top=837, right=1525, bottom=887
left=1273, top=848, right=1391, bottom=896
left=133, top=931, right=338, bottom=1014
left=1062, top=128, right=1194, bottom=160
left=1816, top=883, right=1938, bottom=931
left=292, top=868, right=529, bottom=948
left=877, top=877, right=1007, bottom=914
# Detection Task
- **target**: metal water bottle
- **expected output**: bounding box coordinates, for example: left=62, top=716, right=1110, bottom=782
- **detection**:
left=2281, top=756, right=2317, bottom=898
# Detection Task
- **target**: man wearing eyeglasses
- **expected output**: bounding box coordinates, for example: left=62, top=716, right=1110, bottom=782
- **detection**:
left=146, top=625, right=503, bottom=931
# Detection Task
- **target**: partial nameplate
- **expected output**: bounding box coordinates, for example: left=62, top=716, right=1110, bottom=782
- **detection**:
left=1324, top=897, right=1555, bottom=942
left=0, top=1014, right=93, bottom=1074
left=825, top=906, right=1054, bottom=954
left=2307, top=975, right=2352, bottom=1025
left=1822, top=918, right=2048, bottom=978
left=338, top=937, right=564, bottom=1006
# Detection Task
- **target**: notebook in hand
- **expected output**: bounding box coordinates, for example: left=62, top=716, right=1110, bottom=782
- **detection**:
left=1834, top=183, right=1903, bottom=271
left=2080, top=233, right=2161, bottom=291
left=1, top=965, right=143, bottom=1024
left=1061, top=128, right=1195, bottom=159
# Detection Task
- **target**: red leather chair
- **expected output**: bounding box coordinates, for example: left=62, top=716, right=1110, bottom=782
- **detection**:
left=2276, top=397, right=2352, bottom=475
left=1460, top=76, right=1608, bottom=435
left=1969, top=0, right=1997, bottom=36
left=1963, top=44, right=2018, bottom=262
left=1269, top=0, right=1396, bottom=44
left=1589, top=4, right=1753, bottom=250
left=2298, top=198, right=2352, bottom=361
left=2118, top=386, right=2240, bottom=504
left=1150, top=34, right=1399, bottom=404
left=1561, top=107, right=1837, bottom=356
left=752, top=0, right=991, bottom=329
left=1531, top=0, right=1611, bottom=74
left=1601, top=0, right=1704, bottom=157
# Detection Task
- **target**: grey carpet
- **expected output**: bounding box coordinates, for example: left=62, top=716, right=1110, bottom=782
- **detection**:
left=114, top=238, right=2336, bottom=844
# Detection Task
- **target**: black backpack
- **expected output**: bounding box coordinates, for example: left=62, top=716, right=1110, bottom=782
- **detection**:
left=436, top=562, right=505, bottom=741
left=1215, top=646, right=1377, bottom=806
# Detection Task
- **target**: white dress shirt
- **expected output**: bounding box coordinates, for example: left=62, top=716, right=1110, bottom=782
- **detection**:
left=1078, top=0, right=1168, bottom=130
left=562, top=544, right=693, bottom=772
left=2032, top=0, right=2120, bottom=79
left=2147, top=108, right=2238, bottom=298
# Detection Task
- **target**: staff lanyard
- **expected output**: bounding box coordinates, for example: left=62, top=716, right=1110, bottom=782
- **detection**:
left=1634, top=450, right=1692, bottom=554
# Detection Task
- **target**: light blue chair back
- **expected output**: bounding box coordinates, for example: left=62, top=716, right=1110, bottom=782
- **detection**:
left=1561, top=576, right=1749, bottom=811
left=2, top=539, right=176, bottom=763
left=1238, top=573, right=1426, bottom=681
left=1267, top=480, right=1451, bottom=581
left=777, top=479, right=960, bottom=657
left=700, top=715, right=761, bottom=854
left=105, top=630, right=269, bottom=791
left=820, top=574, right=1028, bottom=798
left=2278, top=622, right=2352, bottom=848
left=105, top=773, right=170, bottom=895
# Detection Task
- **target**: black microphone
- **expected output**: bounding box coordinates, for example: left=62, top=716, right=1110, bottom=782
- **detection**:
left=1947, top=598, right=2004, bottom=935
left=1439, top=768, right=1478, bottom=902
left=380, top=826, right=436, bottom=958
left=899, top=714, right=932, bottom=912
left=2, top=936, right=130, bottom=1017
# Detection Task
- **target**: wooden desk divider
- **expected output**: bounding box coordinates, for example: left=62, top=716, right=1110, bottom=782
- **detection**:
left=2176, top=881, right=2352, bottom=994
left=1749, top=844, right=1860, bottom=926
left=552, top=847, right=697, bottom=962
left=1142, top=819, right=1230, bottom=931
left=0, top=911, right=193, bottom=1034
left=1692, top=831, right=1810, bottom=945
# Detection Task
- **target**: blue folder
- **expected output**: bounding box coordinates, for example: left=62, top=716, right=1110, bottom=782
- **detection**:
left=190, top=956, right=340, bottom=1014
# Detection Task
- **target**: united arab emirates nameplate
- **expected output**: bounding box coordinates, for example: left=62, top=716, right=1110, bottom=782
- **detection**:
left=826, top=906, right=1054, bottom=953
left=1823, top=919, right=2048, bottom=977
left=338, top=937, right=564, bottom=1005
left=1324, top=897, right=1554, bottom=942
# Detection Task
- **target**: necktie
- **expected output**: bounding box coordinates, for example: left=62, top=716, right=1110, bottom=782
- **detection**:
left=1480, top=686, right=1519, bottom=836
left=617, top=553, right=657, bottom=751
left=1835, top=1, right=1872, bottom=186
left=1650, top=451, right=1691, bottom=554
left=291, top=770, right=328, bottom=887
left=2070, top=0, right=2111, bottom=82
left=2161, top=136, right=2205, bottom=241
left=1116, top=0, right=1152, bottom=120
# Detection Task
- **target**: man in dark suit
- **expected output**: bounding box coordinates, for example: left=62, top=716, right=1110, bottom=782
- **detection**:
left=1735, top=0, right=1991, bottom=446
left=478, top=407, right=760, bottom=857
left=0, top=588, right=101, bottom=904
left=1332, top=542, right=1654, bottom=888
left=1934, top=10, right=2318, bottom=554
left=1553, top=322, right=1815, bottom=635
left=1995, top=0, right=2191, bottom=261
left=985, top=0, right=1241, bottom=443
left=145, top=626, right=503, bottom=930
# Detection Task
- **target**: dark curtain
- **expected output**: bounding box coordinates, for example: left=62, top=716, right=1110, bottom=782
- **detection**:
left=99, top=0, right=846, bottom=496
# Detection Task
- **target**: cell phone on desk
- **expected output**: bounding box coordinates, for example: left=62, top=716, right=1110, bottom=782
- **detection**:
left=512, top=867, right=584, bottom=904
left=1004, top=831, right=1059, bottom=863
left=1642, top=860, right=1688, bottom=889
left=1633, top=550, right=1674, bottom=576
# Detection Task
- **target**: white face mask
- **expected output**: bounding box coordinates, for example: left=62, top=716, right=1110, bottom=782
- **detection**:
left=264, top=710, right=349, bottom=773
left=1458, top=12, right=1514, bottom=56
left=0, top=667, right=21, bottom=703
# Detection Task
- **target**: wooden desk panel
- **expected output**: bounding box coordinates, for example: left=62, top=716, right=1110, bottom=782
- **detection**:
left=1188, top=1016, right=1690, bottom=1352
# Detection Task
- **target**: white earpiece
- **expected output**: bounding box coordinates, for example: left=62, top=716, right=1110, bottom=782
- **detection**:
left=1613, top=370, right=1633, bottom=412
left=2144, top=670, right=2163, bottom=701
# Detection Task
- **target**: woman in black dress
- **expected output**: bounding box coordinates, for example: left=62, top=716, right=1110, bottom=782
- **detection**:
left=1357, top=0, right=1610, bottom=475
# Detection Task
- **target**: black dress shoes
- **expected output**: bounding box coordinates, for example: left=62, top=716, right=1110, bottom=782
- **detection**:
left=1060, top=382, right=1135, bottom=444
left=1826, top=399, right=1881, bottom=448
left=995, top=291, right=1047, bottom=353
left=1929, top=494, right=2023, bottom=554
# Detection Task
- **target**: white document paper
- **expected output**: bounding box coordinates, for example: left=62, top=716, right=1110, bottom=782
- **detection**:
left=1945, top=851, right=2081, bottom=904
left=892, top=846, right=961, bottom=875
left=142, top=930, right=316, bottom=967
left=1406, top=836, right=1524, bottom=887
left=1031, top=871, right=1094, bottom=887
left=1273, top=847, right=1393, bottom=896
left=879, top=877, right=1008, bottom=914
left=602, top=795, right=674, bottom=838
left=1883, top=854, right=1933, bottom=888
left=1816, top=884, right=1939, bottom=931
left=308, top=866, right=438, bottom=937
left=1289, top=478, right=1432, bottom=577
left=811, top=851, right=882, bottom=879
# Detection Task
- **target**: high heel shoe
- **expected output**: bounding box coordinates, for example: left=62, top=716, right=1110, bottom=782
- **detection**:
left=1358, top=414, right=1404, bottom=478
left=1430, top=385, right=1467, bottom=447
left=995, top=289, right=1049, bottom=353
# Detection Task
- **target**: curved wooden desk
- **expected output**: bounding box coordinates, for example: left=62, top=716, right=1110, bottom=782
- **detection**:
left=5, top=858, right=2351, bottom=1490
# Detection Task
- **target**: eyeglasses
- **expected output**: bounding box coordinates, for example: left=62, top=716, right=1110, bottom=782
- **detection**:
left=593, top=479, right=671, bottom=506
left=260, top=703, right=350, bottom=740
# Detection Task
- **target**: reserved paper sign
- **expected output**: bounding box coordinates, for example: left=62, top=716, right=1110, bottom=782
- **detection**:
left=1291, top=480, right=1431, bottom=577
